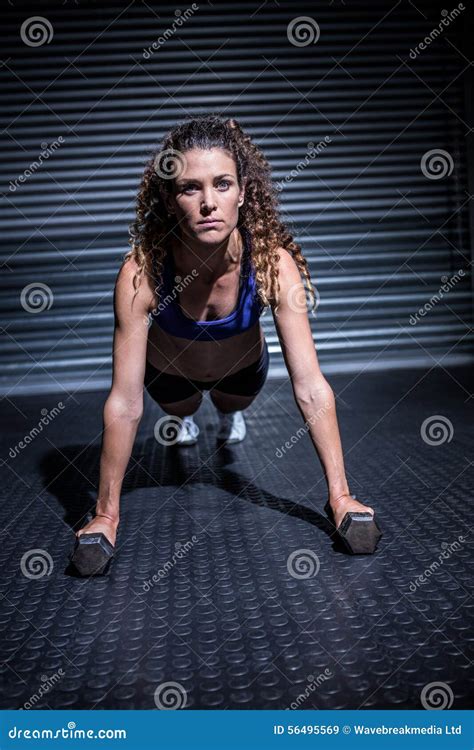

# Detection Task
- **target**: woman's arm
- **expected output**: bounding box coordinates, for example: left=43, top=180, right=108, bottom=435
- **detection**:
left=270, top=248, right=352, bottom=502
left=93, top=258, right=154, bottom=523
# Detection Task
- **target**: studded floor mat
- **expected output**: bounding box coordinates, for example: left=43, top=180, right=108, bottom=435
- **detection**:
left=0, top=365, right=472, bottom=709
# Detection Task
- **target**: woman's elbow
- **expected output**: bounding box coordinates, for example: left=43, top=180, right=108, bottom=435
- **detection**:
left=105, top=390, right=144, bottom=421
left=294, top=375, right=334, bottom=406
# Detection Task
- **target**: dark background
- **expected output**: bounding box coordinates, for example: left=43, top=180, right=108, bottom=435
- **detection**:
left=1, top=0, right=472, bottom=396
left=0, top=1, right=472, bottom=713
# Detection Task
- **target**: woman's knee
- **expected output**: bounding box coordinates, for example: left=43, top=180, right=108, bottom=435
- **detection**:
left=158, top=391, right=203, bottom=417
left=209, top=389, right=257, bottom=412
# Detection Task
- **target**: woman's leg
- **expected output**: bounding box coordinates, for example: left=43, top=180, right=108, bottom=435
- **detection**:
left=144, top=360, right=203, bottom=416
left=209, top=339, right=270, bottom=413
left=159, top=391, right=203, bottom=417
left=209, top=390, right=256, bottom=413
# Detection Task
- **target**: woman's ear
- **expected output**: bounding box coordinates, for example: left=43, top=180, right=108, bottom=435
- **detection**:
left=238, top=177, right=247, bottom=207
left=161, top=190, right=175, bottom=216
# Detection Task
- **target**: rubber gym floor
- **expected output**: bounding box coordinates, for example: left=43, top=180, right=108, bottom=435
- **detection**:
left=1, top=364, right=472, bottom=710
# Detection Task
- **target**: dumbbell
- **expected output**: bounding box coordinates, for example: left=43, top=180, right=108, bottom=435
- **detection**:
left=70, top=512, right=115, bottom=576
left=324, top=497, right=382, bottom=554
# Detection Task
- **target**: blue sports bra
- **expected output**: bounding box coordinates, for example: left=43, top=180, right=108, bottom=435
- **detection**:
left=149, top=226, right=265, bottom=342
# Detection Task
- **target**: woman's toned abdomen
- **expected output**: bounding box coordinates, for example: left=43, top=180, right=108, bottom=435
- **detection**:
left=146, top=322, right=265, bottom=380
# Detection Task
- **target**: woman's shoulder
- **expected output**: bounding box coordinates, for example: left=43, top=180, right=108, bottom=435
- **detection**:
left=256, top=245, right=301, bottom=310
left=276, top=246, right=299, bottom=272
left=116, top=255, right=157, bottom=314
left=260, top=245, right=300, bottom=285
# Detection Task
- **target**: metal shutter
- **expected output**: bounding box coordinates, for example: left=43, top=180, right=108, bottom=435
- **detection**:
left=1, top=0, right=472, bottom=396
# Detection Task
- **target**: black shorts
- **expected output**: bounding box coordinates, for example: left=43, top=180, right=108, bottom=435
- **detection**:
left=144, top=339, right=270, bottom=405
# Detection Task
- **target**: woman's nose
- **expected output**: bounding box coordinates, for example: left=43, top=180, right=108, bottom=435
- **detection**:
left=200, top=190, right=217, bottom=211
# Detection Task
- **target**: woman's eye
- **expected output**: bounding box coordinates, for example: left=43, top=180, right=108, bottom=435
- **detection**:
left=182, top=180, right=231, bottom=194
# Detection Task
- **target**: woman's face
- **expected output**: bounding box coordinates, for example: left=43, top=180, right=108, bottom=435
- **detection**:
left=166, top=147, right=245, bottom=243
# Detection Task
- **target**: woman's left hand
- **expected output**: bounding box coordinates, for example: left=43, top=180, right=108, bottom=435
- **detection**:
left=328, top=493, right=375, bottom=530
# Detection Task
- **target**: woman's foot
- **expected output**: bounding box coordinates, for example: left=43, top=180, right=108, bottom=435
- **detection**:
left=76, top=513, right=119, bottom=547
left=328, top=493, right=374, bottom=530
left=216, top=409, right=246, bottom=443
left=175, top=415, right=200, bottom=445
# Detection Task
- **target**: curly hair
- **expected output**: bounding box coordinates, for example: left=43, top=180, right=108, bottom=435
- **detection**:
left=124, top=113, right=317, bottom=314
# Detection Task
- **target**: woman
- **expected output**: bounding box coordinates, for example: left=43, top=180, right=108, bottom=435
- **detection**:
left=72, top=115, right=380, bottom=575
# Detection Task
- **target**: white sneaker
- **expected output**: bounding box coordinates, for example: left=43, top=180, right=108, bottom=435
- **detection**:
left=175, top=415, right=200, bottom=445
left=216, top=410, right=247, bottom=444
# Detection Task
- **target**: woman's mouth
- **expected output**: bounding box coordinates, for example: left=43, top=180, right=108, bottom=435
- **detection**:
left=197, top=219, right=222, bottom=227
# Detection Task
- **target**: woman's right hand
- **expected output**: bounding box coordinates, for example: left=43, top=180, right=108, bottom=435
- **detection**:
left=76, top=512, right=119, bottom=547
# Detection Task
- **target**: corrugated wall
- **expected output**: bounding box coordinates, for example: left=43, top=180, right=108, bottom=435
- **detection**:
left=1, top=0, right=472, bottom=396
